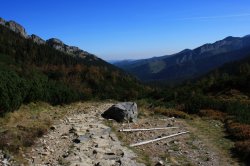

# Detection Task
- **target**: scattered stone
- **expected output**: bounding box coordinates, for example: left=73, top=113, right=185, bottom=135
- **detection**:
left=1, top=159, right=10, bottom=166
left=50, top=126, right=56, bottom=130
left=94, top=139, right=109, bottom=148
left=62, top=152, right=69, bottom=158
left=105, top=152, right=116, bottom=155
left=41, top=152, right=50, bottom=156
left=109, top=134, right=117, bottom=141
left=93, top=150, right=98, bottom=154
left=61, top=135, right=68, bottom=139
left=95, top=153, right=104, bottom=159
left=72, top=138, right=81, bottom=144
left=115, top=149, right=124, bottom=157
left=69, top=127, right=77, bottom=133
left=77, top=135, right=90, bottom=143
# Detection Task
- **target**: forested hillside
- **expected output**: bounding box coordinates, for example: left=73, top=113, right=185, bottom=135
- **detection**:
left=149, top=51, right=250, bottom=122
left=115, top=36, right=250, bottom=85
left=0, top=24, right=147, bottom=115
left=146, top=53, right=250, bottom=163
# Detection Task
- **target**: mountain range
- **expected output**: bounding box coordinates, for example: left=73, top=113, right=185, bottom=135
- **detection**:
left=114, top=35, right=250, bottom=84
left=0, top=17, right=103, bottom=63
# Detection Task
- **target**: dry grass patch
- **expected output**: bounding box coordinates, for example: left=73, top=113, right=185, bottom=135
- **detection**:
left=226, top=122, right=250, bottom=140
left=0, top=102, right=68, bottom=163
left=186, top=117, right=238, bottom=165
left=153, top=107, right=190, bottom=119
left=225, top=120, right=250, bottom=164
left=199, top=109, right=227, bottom=121
left=137, top=100, right=190, bottom=119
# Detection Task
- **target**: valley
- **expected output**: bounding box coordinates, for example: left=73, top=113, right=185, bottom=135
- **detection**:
left=1, top=5, right=250, bottom=165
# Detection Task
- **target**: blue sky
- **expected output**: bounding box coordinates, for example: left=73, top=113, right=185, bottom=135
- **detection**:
left=1, top=0, right=250, bottom=60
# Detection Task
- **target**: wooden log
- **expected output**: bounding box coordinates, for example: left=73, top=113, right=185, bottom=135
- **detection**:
left=119, top=127, right=179, bottom=132
left=160, top=117, right=175, bottom=121
left=130, top=131, right=189, bottom=147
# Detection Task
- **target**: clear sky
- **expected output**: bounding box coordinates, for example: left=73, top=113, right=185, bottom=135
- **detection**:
left=1, top=0, right=250, bottom=60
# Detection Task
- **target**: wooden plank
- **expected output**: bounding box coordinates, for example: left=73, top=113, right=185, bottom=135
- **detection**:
left=119, top=127, right=179, bottom=132
left=130, top=131, right=189, bottom=147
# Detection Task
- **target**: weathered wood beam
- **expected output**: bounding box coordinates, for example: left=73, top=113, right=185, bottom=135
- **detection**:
left=119, top=127, right=179, bottom=132
left=130, top=131, right=189, bottom=147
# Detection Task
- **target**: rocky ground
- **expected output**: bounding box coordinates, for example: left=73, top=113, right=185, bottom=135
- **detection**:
left=112, top=115, right=239, bottom=166
left=0, top=102, right=241, bottom=166
left=22, top=102, right=144, bottom=166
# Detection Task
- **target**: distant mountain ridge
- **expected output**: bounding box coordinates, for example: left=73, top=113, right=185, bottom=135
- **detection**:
left=114, top=35, right=250, bottom=84
left=0, top=17, right=98, bottom=61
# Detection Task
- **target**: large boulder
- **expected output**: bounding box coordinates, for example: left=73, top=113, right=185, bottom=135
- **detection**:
left=102, top=102, right=138, bottom=122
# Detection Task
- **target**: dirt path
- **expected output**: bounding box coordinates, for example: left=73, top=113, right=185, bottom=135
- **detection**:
left=25, top=102, right=144, bottom=166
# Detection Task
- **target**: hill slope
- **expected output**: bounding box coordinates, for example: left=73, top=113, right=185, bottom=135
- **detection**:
left=114, top=35, right=250, bottom=84
left=0, top=18, right=146, bottom=114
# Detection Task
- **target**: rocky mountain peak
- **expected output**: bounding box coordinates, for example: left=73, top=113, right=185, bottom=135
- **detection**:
left=30, top=34, right=46, bottom=45
left=0, top=17, right=6, bottom=25
left=196, top=36, right=243, bottom=56
left=244, top=34, right=250, bottom=38
left=179, top=49, right=192, bottom=54
left=0, top=18, right=28, bottom=38
left=0, top=17, right=96, bottom=60
left=46, top=38, right=64, bottom=45
left=46, top=38, right=93, bottom=59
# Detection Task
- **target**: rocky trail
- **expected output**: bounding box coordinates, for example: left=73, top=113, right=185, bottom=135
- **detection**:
left=2, top=102, right=239, bottom=166
left=24, top=102, right=143, bottom=166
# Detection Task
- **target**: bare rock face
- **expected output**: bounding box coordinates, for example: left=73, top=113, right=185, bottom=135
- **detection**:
left=30, top=34, right=46, bottom=45
left=46, top=38, right=93, bottom=58
left=0, top=17, right=99, bottom=61
left=0, top=17, right=27, bottom=38
left=6, top=21, right=28, bottom=38
left=46, top=38, right=64, bottom=45
left=0, top=17, right=6, bottom=25
left=102, top=102, right=138, bottom=122
left=46, top=38, right=65, bottom=52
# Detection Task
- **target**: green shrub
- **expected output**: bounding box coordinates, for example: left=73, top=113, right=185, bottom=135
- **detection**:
left=0, top=68, right=82, bottom=115
left=0, top=70, right=26, bottom=114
